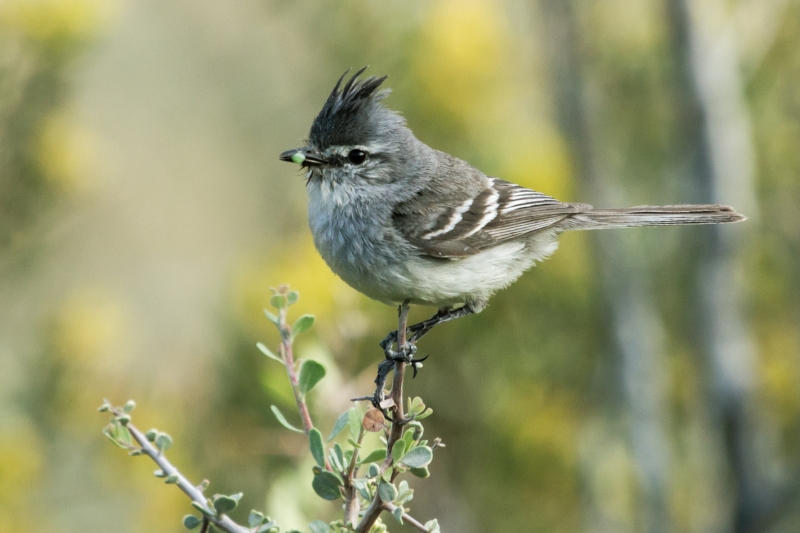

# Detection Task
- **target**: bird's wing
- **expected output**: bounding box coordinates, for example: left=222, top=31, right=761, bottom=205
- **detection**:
left=392, top=177, right=590, bottom=259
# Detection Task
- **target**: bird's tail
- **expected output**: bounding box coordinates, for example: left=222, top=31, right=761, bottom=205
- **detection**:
left=566, top=204, right=746, bottom=230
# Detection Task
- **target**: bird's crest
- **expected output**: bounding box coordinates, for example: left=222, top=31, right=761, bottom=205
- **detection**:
left=309, top=68, right=398, bottom=149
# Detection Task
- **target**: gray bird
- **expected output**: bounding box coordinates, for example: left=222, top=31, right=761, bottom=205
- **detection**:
left=280, top=68, right=745, bottom=350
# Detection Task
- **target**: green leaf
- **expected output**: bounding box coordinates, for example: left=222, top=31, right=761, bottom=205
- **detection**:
left=144, top=429, right=158, bottom=442
left=263, top=309, right=279, bottom=325
left=271, top=405, right=304, bottom=433
left=312, top=471, right=343, bottom=501
left=358, top=448, right=387, bottom=465
left=115, top=414, right=131, bottom=426
left=367, top=463, right=380, bottom=478
left=333, top=443, right=345, bottom=469
left=415, top=407, right=433, bottom=420
left=287, top=290, right=299, bottom=306
left=392, top=506, right=404, bottom=525
left=183, top=515, right=202, bottom=529
left=327, top=410, right=349, bottom=442
left=309, top=428, right=325, bottom=468
left=155, top=432, right=173, bottom=453
left=165, top=474, right=179, bottom=484
left=298, top=360, right=326, bottom=395
left=102, top=425, right=126, bottom=448
left=190, top=501, right=213, bottom=515
left=291, top=314, right=315, bottom=340
left=270, top=294, right=287, bottom=309
left=391, top=439, right=407, bottom=463
left=116, top=424, right=133, bottom=447
left=257, top=342, right=284, bottom=365
left=97, top=402, right=110, bottom=412
left=409, top=466, right=430, bottom=478
left=154, top=469, right=166, bottom=477
left=348, top=406, right=362, bottom=441
left=400, top=446, right=433, bottom=468
left=378, top=480, right=397, bottom=502
left=424, top=519, right=441, bottom=533
left=123, top=400, right=136, bottom=413
left=403, top=428, right=415, bottom=448
left=212, top=494, right=239, bottom=514
left=396, top=480, right=414, bottom=505
left=248, top=511, right=265, bottom=527
left=328, top=448, right=343, bottom=472
left=308, top=520, right=330, bottom=533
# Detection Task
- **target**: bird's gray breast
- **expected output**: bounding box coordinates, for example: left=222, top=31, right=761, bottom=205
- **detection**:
left=306, top=179, right=413, bottom=295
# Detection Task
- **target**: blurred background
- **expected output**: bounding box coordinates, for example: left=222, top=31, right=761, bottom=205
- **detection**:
left=1, top=0, right=799, bottom=531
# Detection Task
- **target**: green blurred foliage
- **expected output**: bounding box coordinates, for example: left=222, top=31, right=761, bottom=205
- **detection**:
left=1, top=0, right=799, bottom=532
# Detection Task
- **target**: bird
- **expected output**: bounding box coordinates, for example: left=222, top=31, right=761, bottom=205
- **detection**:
left=280, top=68, right=745, bottom=353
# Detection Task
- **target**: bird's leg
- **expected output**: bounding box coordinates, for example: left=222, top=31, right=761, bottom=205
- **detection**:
left=378, top=305, right=474, bottom=379
left=407, top=305, right=474, bottom=344
left=369, top=301, right=415, bottom=410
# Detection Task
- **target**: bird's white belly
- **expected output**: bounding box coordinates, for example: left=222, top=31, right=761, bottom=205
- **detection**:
left=385, top=236, right=560, bottom=308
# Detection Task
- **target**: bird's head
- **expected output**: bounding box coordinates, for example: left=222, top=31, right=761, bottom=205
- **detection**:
left=280, top=68, right=411, bottom=186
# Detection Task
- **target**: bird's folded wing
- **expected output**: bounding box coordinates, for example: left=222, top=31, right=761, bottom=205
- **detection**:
left=392, top=177, right=589, bottom=258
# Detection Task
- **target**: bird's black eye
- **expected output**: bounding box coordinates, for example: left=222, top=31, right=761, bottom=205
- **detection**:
left=347, top=149, right=367, bottom=165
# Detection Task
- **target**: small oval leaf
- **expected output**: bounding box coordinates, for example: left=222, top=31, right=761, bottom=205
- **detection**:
left=183, top=515, right=202, bottom=530
left=309, top=428, right=325, bottom=468
left=212, top=494, right=238, bottom=514
left=391, top=439, right=407, bottom=463
left=287, top=291, right=299, bottom=306
left=378, top=480, right=398, bottom=502
left=312, top=471, right=343, bottom=501
left=263, top=309, right=279, bottom=324
left=270, top=405, right=304, bottom=433
left=348, top=406, right=362, bottom=440
left=270, top=294, right=287, bottom=309
left=392, top=506, right=404, bottom=525
left=400, top=446, right=433, bottom=468
left=155, top=432, right=173, bottom=453
left=327, top=410, right=349, bottom=442
left=358, top=448, right=387, bottom=465
left=298, top=360, right=326, bottom=395
left=308, top=520, right=330, bottom=533
left=248, top=511, right=265, bottom=527
left=257, top=342, right=284, bottom=365
left=409, top=466, right=430, bottom=478
left=291, top=314, right=315, bottom=339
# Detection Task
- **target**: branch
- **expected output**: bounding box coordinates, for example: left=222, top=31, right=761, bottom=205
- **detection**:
left=343, top=427, right=365, bottom=526
left=356, top=301, right=411, bottom=533
left=382, top=502, right=429, bottom=532
left=104, top=405, right=251, bottom=533
left=276, top=294, right=314, bottom=434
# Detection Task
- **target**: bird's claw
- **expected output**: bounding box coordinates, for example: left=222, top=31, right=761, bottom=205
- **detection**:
left=410, top=354, right=429, bottom=378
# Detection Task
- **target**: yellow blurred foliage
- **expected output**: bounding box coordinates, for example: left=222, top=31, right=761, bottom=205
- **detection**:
left=233, top=235, right=364, bottom=335
left=53, top=289, right=127, bottom=363
left=0, top=0, right=114, bottom=44
left=38, top=111, right=98, bottom=192
left=759, top=324, right=800, bottom=423
left=503, top=383, right=579, bottom=470
left=498, top=128, right=574, bottom=201
left=0, top=422, right=45, bottom=532
left=412, top=0, right=508, bottom=123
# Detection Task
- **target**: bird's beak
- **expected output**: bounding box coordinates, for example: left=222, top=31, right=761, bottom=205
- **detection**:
left=279, top=147, right=327, bottom=167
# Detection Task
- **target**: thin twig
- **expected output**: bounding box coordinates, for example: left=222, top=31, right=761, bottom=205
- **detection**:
left=109, top=408, right=250, bottom=533
left=356, top=300, right=411, bottom=533
left=343, top=428, right=366, bottom=526
left=278, top=304, right=314, bottom=434
left=382, top=502, right=429, bottom=532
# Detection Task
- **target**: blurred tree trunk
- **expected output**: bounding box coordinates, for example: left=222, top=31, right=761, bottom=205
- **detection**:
left=666, top=1, right=777, bottom=532
left=539, top=2, right=672, bottom=532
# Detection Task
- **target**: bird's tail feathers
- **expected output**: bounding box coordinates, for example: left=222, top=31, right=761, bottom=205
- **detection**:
left=566, top=204, right=746, bottom=230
